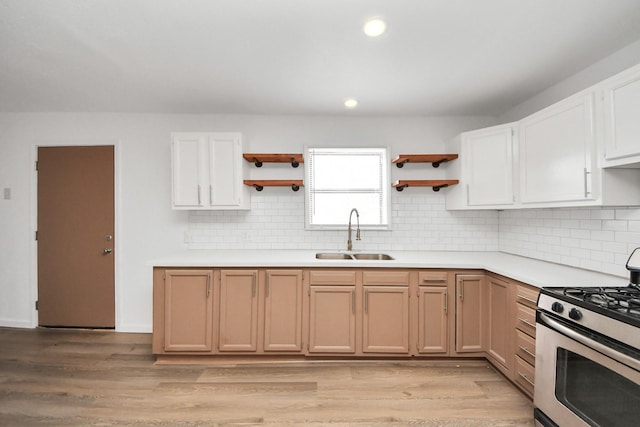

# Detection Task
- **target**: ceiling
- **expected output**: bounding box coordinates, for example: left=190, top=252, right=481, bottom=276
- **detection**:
left=2, top=0, right=640, bottom=116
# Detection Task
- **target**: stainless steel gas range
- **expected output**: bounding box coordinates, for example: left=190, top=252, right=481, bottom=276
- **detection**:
left=534, top=249, right=640, bottom=426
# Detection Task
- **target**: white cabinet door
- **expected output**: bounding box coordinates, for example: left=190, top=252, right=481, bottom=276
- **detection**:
left=519, top=93, right=595, bottom=204
left=208, top=133, right=244, bottom=208
left=172, top=132, right=249, bottom=210
left=463, top=124, right=515, bottom=206
left=172, top=134, right=207, bottom=208
left=602, top=64, right=640, bottom=165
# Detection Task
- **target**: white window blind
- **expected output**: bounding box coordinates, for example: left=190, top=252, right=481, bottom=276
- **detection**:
left=306, top=147, right=390, bottom=228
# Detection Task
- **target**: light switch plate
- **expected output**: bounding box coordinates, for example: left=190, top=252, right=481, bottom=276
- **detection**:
left=3, top=188, right=10, bottom=200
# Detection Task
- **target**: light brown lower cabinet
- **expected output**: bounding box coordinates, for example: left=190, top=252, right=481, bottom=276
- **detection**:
left=455, top=274, right=488, bottom=353
left=162, top=269, right=214, bottom=352
left=417, top=286, right=448, bottom=354
left=512, top=283, right=540, bottom=398
left=218, top=270, right=259, bottom=352
left=307, top=270, right=411, bottom=355
left=263, top=269, right=304, bottom=352
left=362, top=286, right=410, bottom=353
left=218, top=269, right=304, bottom=353
left=308, top=285, right=357, bottom=353
left=486, top=275, right=513, bottom=374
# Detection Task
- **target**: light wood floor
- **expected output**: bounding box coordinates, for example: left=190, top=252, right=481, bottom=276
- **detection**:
left=0, top=327, right=534, bottom=426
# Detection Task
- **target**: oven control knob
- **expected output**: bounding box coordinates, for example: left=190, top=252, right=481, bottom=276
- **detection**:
left=551, top=302, right=564, bottom=313
left=569, top=308, right=582, bottom=320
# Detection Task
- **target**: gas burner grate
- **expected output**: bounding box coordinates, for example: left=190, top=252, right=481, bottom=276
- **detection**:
left=562, top=286, right=640, bottom=318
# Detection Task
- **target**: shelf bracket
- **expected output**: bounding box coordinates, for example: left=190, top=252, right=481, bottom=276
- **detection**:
left=432, top=184, right=449, bottom=192
left=432, top=158, right=450, bottom=168
left=395, top=159, right=410, bottom=168
left=252, top=158, right=263, bottom=168
left=291, top=184, right=300, bottom=191
left=252, top=184, right=264, bottom=191
left=395, top=184, right=409, bottom=191
left=291, top=158, right=300, bottom=168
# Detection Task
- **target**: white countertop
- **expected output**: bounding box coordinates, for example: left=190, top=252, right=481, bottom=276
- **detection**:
left=149, top=250, right=629, bottom=288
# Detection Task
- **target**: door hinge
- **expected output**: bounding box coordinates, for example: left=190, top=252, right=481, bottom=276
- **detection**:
left=35, top=300, right=39, bottom=310
left=35, top=230, right=38, bottom=241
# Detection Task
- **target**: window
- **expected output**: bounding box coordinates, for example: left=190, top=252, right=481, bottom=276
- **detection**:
left=305, top=147, right=390, bottom=229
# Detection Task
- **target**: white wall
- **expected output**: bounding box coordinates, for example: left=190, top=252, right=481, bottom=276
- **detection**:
left=0, top=113, right=496, bottom=332
left=499, top=39, right=640, bottom=122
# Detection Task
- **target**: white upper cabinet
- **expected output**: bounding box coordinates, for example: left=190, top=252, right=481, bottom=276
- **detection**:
left=171, top=132, right=250, bottom=210
left=446, top=123, right=516, bottom=210
left=447, top=63, right=640, bottom=211
left=465, top=124, right=515, bottom=207
left=601, top=64, right=640, bottom=167
left=519, top=92, right=596, bottom=205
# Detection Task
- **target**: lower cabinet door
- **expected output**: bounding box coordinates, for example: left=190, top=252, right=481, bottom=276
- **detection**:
left=418, top=286, right=448, bottom=354
left=308, top=286, right=356, bottom=353
left=487, top=276, right=511, bottom=370
left=218, top=270, right=259, bottom=352
left=263, top=270, right=303, bottom=352
left=164, top=270, right=214, bottom=352
left=455, top=274, right=487, bottom=353
left=362, top=286, right=410, bottom=354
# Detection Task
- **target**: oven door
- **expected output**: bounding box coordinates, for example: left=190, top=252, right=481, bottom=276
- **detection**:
left=535, top=311, right=640, bottom=427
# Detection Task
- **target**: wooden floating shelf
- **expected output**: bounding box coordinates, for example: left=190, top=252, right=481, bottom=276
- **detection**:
left=392, top=154, right=458, bottom=168
left=244, top=180, right=304, bottom=192
left=243, top=153, right=304, bottom=168
left=392, top=180, right=459, bottom=192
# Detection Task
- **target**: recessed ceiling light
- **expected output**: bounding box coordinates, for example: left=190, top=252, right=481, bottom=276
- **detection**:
left=363, top=18, right=387, bottom=37
left=344, top=98, right=358, bottom=109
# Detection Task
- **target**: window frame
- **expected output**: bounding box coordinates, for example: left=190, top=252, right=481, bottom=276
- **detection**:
left=304, top=146, right=391, bottom=231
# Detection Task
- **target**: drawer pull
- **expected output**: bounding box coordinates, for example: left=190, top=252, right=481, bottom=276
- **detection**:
left=519, top=346, right=535, bottom=359
left=444, top=292, right=448, bottom=315
left=518, top=318, right=536, bottom=329
left=422, top=278, right=446, bottom=282
left=518, top=372, right=534, bottom=387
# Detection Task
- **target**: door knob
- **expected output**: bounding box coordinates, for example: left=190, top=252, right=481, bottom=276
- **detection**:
left=103, top=248, right=113, bottom=254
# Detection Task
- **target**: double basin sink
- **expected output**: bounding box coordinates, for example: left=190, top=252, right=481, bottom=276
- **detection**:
left=315, top=252, right=394, bottom=261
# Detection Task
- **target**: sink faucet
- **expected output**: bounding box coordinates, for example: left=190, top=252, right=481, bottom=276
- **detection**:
left=347, top=208, right=361, bottom=251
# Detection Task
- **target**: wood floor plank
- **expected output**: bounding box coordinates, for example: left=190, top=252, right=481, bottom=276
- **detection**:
left=0, top=327, right=534, bottom=426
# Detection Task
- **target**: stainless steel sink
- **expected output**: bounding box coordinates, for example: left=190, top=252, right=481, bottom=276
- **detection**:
left=315, top=252, right=394, bottom=260
left=315, top=253, right=354, bottom=260
left=352, top=253, right=394, bottom=260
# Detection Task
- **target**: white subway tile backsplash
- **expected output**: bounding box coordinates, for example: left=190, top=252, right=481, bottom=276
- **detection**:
left=616, top=208, right=640, bottom=220
left=187, top=192, right=500, bottom=252
left=500, top=207, right=640, bottom=278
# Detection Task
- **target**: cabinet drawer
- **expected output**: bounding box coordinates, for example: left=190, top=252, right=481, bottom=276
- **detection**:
left=515, top=284, right=539, bottom=309
left=514, top=356, right=535, bottom=397
left=516, top=304, right=536, bottom=338
left=309, top=270, right=357, bottom=285
left=418, top=271, right=448, bottom=286
left=363, top=271, right=409, bottom=285
left=515, top=329, right=536, bottom=365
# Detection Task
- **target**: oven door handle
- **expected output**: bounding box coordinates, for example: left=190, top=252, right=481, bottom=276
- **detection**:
left=539, top=312, right=640, bottom=372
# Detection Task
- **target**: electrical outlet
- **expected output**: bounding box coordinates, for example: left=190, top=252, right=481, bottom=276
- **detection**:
left=3, top=188, right=10, bottom=200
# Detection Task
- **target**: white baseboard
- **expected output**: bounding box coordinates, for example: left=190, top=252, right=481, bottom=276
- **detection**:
left=116, top=323, right=152, bottom=333
left=0, top=318, right=35, bottom=329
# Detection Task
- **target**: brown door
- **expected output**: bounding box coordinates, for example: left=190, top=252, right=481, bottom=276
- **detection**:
left=37, top=146, right=115, bottom=328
